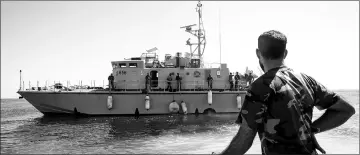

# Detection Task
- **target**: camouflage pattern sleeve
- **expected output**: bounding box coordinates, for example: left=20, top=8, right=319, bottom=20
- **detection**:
left=305, top=75, right=339, bottom=110
left=236, top=91, right=265, bottom=131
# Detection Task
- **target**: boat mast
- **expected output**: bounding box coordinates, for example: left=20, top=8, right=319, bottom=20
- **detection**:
left=197, top=1, right=202, bottom=59
left=196, top=1, right=206, bottom=67
left=181, top=1, right=206, bottom=68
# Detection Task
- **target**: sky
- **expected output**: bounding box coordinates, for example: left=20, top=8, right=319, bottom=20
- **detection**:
left=1, top=1, right=359, bottom=98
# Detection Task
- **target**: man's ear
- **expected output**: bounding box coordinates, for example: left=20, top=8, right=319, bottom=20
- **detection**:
left=256, top=49, right=260, bottom=59
left=284, top=49, right=288, bottom=59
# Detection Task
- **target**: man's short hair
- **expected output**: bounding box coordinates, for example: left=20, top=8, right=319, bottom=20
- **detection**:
left=258, top=30, right=287, bottom=60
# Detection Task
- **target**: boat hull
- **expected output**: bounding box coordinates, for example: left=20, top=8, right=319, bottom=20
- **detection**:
left=17, top=91, right=246, bottom=115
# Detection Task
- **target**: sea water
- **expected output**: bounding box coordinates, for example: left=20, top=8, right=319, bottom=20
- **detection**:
left=1, top=90, right=358, bottom=154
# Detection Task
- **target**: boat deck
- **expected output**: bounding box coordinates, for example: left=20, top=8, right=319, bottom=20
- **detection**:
left=18, top=88, right=247, bottom=94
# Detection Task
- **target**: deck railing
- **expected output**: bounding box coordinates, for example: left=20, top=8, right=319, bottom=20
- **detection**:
left=19, top=79, right=249, bottom=92
left=19, top=80, right=109, bottom=92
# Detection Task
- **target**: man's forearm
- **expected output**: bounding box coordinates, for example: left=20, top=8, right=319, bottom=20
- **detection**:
left=312, top=98, right=355, bottom=134
left=220, top=125, right=257, bottom=155
left=312, top=109, right=354, bottom=134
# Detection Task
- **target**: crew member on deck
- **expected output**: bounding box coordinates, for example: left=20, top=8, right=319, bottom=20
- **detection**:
left=145, top=73, right=151, bottom=91
left=108, top=73, right=114, bottom=90
left=207, top=74, right=213, bottom=90
left=244, top=72, right=248, bottom=80
left=166, top=73, right=173, bottom=91
left=176, top=73, right=182, bottom=91
left=248, top=71, right=254, bottom=86
left=229, top=73, right=234, bottom=91
left=239, top=74, right=246, bottom=90
left=235, top=72, right=241, bottom=90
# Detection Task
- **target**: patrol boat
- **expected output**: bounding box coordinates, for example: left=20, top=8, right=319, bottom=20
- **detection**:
left=17, top=1, right=250, bottom=116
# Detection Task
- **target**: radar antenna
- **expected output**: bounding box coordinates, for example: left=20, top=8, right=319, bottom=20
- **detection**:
left=181, top=1, right=207, bottom=68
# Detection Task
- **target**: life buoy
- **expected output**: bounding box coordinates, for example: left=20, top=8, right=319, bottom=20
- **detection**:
left=208, top=90, right=212, bottom=105
left=169, top=101, right=180, bottom=113
left=181, top=101, right=187, bottom=114
left=107, top=96, right=113, bottom=110
left=145, top=95, right=150, bottom=110
left=194, top=71, right=201, bottom=77
left=236, top=95, right=242, bottom=109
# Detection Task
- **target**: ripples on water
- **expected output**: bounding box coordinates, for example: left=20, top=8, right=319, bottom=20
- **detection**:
left=1, top=90, right=359, bottom=154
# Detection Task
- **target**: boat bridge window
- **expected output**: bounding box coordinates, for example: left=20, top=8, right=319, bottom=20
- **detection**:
left=191, top=59, right=200, bottom=68
left=119, top=63, right=127, bottom=68
left=129, top=63, right=138, bottom=68
left=146, top=58, right=154, bottom=64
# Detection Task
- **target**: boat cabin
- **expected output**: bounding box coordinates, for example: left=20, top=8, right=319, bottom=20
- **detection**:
left=110, top=52, right=232, bottom=91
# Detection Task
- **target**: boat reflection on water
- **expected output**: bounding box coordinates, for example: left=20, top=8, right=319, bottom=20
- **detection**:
left=31, top=113, right=239, bottom=139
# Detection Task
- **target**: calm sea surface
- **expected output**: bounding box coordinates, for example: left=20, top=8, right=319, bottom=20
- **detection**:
left=1, top=90, right=359, bottom=154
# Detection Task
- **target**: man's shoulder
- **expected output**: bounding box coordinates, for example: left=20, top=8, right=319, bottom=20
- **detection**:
left=247, top=77, right=275, bottom=102
left=249, top=70, right=279, bottom=93
left=248, top=67, right=298, bottom=100
left=251, top=66, right=323, bottom=101
left=253, top=66, right=312, bottom=85
left=274, top=67, right=318, bottom=90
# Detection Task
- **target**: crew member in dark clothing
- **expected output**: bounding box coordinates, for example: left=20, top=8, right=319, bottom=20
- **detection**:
left=145, top=73, right=151, bottom=91
left=207, top=74, right=213, bottom=90
left=108, top=73, right=114, bottom=90
left=248, top=72, right=254, bottom=86
left=166, top=73, right=172, bottom=91
left=244, top=72, right=248, bottom=81
left=175, top=73, right=182, bottom=91
left=228, top=73, right=234, bottom=91
left=234, top=72, right=241, bottom=90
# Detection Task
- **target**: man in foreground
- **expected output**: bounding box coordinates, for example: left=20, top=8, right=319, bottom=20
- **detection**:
left=219, top=30, right=355, bottom=155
